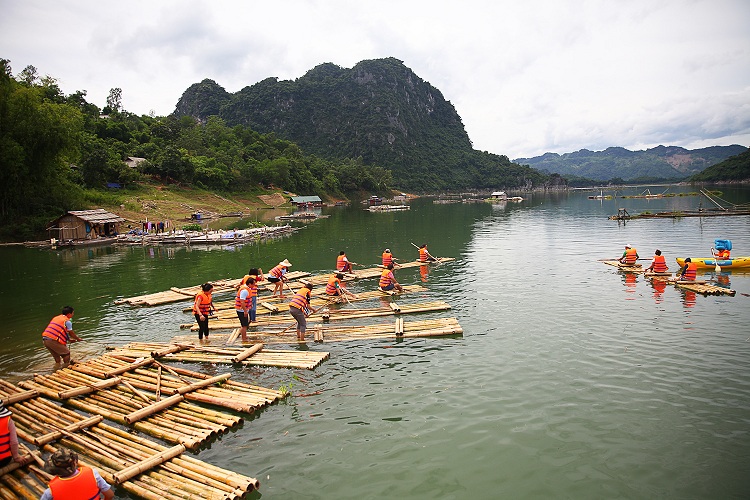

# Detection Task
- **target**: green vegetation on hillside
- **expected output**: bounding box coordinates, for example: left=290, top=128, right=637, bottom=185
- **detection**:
left=688, top=149, right=750, bottom=182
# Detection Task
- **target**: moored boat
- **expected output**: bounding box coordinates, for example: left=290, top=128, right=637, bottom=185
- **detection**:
left=675, top=256, right=750, bottom=269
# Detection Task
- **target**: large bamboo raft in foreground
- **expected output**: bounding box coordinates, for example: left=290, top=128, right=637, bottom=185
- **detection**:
left=666, top=280, right=736, bottom=296
left=0, top=379, right=260, bottom=499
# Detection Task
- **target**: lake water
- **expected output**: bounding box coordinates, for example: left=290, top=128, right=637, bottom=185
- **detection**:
left=2, top=186, right=749, bottom=499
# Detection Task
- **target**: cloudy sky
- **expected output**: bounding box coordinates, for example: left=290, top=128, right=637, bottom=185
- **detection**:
left=2, top=0, right=749, bottom=159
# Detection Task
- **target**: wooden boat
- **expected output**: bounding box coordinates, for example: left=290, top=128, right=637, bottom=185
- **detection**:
left=367, top=205, right=410, bottom=212
left=276, top=212, right=319, bottom=220
left=675, top=256, right=750, bottom=270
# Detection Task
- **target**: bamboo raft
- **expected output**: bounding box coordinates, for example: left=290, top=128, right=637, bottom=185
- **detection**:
left=190, top=300, right=452, bottom=332
left=115, top=271, right=311, bottom=306
left=601, top=260, right=642, bottom=272
left=172, top=317, right=463, bottom=345
left=0, top=379, right=260, bottom=499
left=667, top=280, right=736, bottom=296
left=107, top=343, right=330, bottom=369
left=17, top=366, right=243, bottom=449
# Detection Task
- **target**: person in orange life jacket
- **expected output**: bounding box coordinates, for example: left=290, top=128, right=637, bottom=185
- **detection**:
left=618, top=244, right=639, bottom=265
left=418, top=244, right=437, bottom=262
left=240, top=267, right=264, bottom=287
left=240, top=268, right=263, bottom=322
left=679, top=258, right=698, bottom=281
left=715, top=248, right=731, bottom=259
left=289, top=283, right=313, bottom=341
left=268, top=260, right=292, bottom=297
left=41, top=448, right=114, bottom=500
left=235, top=277, right=257, bottom=342
left=379, top=263, right=403, bottom=292
left=645, top=249, right=669, bottom=273
left=382, top=248, right=399, bottom=268
left=336, top=251, right=356, bottom=273
left=193, top=283, right=215, bottom=341
left=0, top=402, right=21, bottom=467
left=325, top=273, right=356, bottom=300
left=42, top=306, right=81, bottom=366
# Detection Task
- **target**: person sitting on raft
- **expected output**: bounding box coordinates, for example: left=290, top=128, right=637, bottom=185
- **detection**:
left=268, top=260, right=292, bottom=298
left=325, top=273, right=356, bottom=300
left=418, top=244, right=437, bottom=262
left=382, top=248, right=399, bottom=268
left=618, top=244, right=639, bottom=265
left=378, top=263, right=403, bottom=292
left=41, top=448, right=114, bottom=500
left=678, top=257, right=698, bottom=281
left=336, top=251, right=356, bottom=273
left=645, top=249, right=669, bottom=273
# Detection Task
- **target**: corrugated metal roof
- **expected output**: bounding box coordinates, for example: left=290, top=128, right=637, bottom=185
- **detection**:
left=290, top=196, right=322, bottom=203
left=67, top=209, right=125, bottom=223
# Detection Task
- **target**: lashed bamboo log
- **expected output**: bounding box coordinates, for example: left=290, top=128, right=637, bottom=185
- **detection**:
left=0, top=451, right=42, bottom=476
left=1, top=472, right=38, bottom=500
left=123, top=394, right=185, bottom=424
left=57, top=377, right=121, bottom=399
left=34, top=415, right=103, bottom=446
left=170, top=373, right=231, bottom=395
left=0, top=389, right=38, bottom=405
left=232, top=343, right=264, bottom=363
left=112, top=444, right=186, bottom=484
left=105, top=356, right=154, bottom=377
left=155, top=366, right=161, bottom=401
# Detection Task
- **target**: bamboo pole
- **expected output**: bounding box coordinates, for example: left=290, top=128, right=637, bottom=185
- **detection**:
left=34, top=415, right=104, bottom=446
left=123, top=394, right=185, bottom=424
left=57, top=377, right=121, bottom=399
left=104, top=357, right=154, bottom=377
left=170, top=373, right=231, bottom=395
left=0, top=389, right=38, bottom=405
left=0, top=473, right=38, bottom=500
left=112, top=444, right=186, bottom=484
left=155, top=365, right=161, bottom=401
left=231, top=343, right=264, bottom=363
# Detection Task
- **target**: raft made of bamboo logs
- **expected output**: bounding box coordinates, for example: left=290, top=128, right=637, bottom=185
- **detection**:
left=668, top=280, right=736, bottom=296
left=601, top=259, right=642, bottom=272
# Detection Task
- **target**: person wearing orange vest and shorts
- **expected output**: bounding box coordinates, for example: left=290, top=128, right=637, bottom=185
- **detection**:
left=235, top=277, right=256, bottom=342
left=379, top=264, right=403, bottom=292
left=336, top=251, right=356, bottom=273
left=289, top=283, right=313, bottom=341
left=618, top=244, right=639, bottom=265
left=42, top=306, right=81, bottom=365
left=268, top=260, right=292, bottom=297
left=418, top=244, right=437, bottom=262
left=645, top=249, right=669, bottom=273
left=193, top=283, right=215, bottom=341
left=41, top=448, right=114, bottom=500
left=679, top=258, right=698, bottom=281
left=325, top=273, right=356, bottom=301
left=0, top=402, right=21, bottom=468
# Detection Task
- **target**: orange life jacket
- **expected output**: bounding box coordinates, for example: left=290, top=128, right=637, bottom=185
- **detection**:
left=382, top=252, right=393, bottom=267
left=240, top=273, right=263, bottom=286
left=193, top=291, right=213, bottom=315
left=379, top=269, right=394, bottom=288
left=289, top=288, right=311, bottom=310
left=325, top=276, right=341, bottom=295
left=652, top=255, right=668, bottom=272
left=682, top=262, right=697, bottom=281
left=49, top=466, right=100, bottom=500
left=235, top=285, right=252, bottom=310
left=717, top=249, right=730, bottom=259
left=419, top=247, right=428, bottom=262
left=42, top=315, right=69, bottom=345
left=336, top=255, right=348, bottom=271
left=0, top=416, right=11, bottom=461
left=269, top=265, right=285, bottom=279
left=623, top=247, right=638, bottom=264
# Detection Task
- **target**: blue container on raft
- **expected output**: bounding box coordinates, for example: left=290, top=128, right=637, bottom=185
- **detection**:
left=714, top=239, right=732, bottom=251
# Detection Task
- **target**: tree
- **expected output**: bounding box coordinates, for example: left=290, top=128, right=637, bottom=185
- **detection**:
left=17, top=65, right=38, bottom=86
left=106, top=87, right=123, bottom=113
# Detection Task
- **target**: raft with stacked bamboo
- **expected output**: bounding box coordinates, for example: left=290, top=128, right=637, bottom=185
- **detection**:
left=17, top=366, right=243, bottom=449
left=0, top=379, right=260, bottom=499
left=668, top=280, right=736, bottom=296
left=107, top=342, right=330, bottom=369
left=601, top=260, right=642, bottom=272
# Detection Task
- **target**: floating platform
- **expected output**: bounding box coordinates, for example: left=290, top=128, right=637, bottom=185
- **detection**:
left=601, top=259, right=643, bottom=272
left=667, top=280, right=736, bottom=296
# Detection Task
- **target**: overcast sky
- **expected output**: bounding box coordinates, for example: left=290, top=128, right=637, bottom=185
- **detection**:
left=2, top=0, right=749, bottom=159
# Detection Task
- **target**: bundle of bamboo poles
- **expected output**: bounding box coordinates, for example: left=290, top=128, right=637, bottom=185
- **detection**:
left=17, top=366, right=242, bottom=449
left=670, top=281, right=736, bottom=296
left=70, top=354, right=285, bottom=413
left=106, top=343, right=330, bottom=370
left=0, top=380, right=260, bottom=499
left=115, top=277, right=241, bottom=307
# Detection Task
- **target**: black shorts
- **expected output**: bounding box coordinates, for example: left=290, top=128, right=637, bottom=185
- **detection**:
left=236, top=310, right=249, bottom=327
left=267, top=276, right=281, bottom=283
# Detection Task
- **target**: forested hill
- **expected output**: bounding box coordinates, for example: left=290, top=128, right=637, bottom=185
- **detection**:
left=514, top=145, right=747, bottom=182
left=174, top=57, right=563, bottom=191
left=688, top=149, right=750, bottom=182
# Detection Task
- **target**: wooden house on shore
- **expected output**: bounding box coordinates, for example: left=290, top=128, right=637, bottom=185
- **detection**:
left=48, top=209, right=125, bottom=242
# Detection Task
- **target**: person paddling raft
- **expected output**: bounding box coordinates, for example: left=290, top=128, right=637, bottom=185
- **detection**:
left=41, top=306, right=81, bottom=366
left=268, top=259, right=292, bottom=298
left=325, top=273, right=357, bottom=300
left=618, top=244, right=639, bottom=265
left=289, top=282, right=313, bottom=341
left=336, top=251, right=357, bottom=273
left=418, top=243, right=437, bottom=262
left=678, top=257, right=698, bottom=281
left=378, top=263, right=403, bottom=292
left=645, top=249, right=669, bottom=273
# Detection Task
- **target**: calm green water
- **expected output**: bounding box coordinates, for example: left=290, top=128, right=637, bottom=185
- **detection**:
left=2, top=187, right=750, bottom=499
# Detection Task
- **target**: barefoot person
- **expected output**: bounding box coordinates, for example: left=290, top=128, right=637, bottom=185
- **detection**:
left=418, top=243, right=437, bottom=262
left=268, top=260, right=292, bottom=298
left=289, top=283, right=313, bottom=341
left=336, top=251, right=357, bottom=273
left=378, top=263, right=403, bottom=292
left=325, top=273, right=356, bottom=301
left=192, top=283, right=215, bottom=341
left=41, top=448, right=114, bottom=500
left=235, top=277, right=256, bottom=342
left=42, top=306, right=81, bottom=365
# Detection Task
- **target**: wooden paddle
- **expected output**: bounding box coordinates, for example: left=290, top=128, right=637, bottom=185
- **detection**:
left=711, top=248, right=721, bottom=273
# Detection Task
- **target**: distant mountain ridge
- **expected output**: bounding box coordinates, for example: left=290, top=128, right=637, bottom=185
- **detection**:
left=174, top=57, right=562, bottom=191
left=514, top=145, right=747, bottom=181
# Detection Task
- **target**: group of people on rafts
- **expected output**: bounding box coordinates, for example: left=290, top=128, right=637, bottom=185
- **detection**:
left=193, top=243, right=439, bottom=343
left=617, top=238, right=734, bottom=281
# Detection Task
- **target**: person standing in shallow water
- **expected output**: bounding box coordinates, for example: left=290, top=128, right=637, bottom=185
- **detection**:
left=289, top=283, right=313, bottom=341
left=41, top=306, right=81, bottom=365
left=193, top=283, right=215, bottom=341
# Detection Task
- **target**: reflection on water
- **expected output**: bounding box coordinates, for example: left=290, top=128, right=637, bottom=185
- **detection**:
left=2, top=186, right=750, bottom=499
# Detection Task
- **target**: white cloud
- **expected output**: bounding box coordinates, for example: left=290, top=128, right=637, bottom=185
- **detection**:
left=2, top=0, right=748, bottom=158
